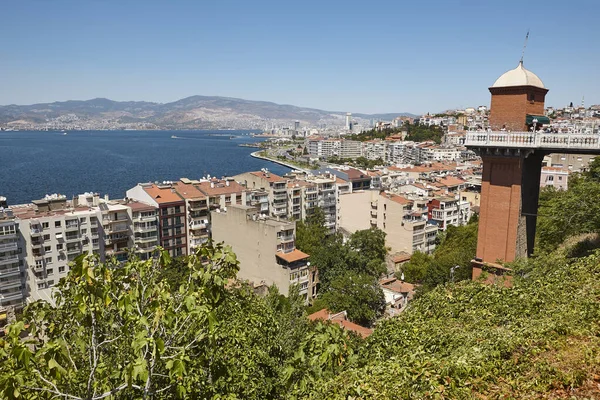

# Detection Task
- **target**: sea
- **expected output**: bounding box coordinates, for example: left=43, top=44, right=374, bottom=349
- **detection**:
left=0, top=130, right=290, bottom=205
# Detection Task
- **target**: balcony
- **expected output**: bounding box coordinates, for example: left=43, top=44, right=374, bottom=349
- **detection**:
left=0, top=291, right=23, bottom=302
left=105, top=224, right=129, bottom=234
left=188, top=202, right=208, bottom=211
left=0, top=243, right=17, bottom=256
left=135, top=235, right=158, bottom=243
left=65, top=235, right=80, bottom=243
left=66, top=247, right=81, bottom=255
left=136, top=245, right=157, bottom=253
left=370, top=210, right=377, bottom=217
left=0, top=254, right=19, bottom=266
left=273, top=193, right=288, bottom=201
left=30, top=228, right=43, bottom=237
left=278, top=234, right=294, bottom=243
left=0, top=280, right=23, bottom=291
left=273, top=208, right=287, bottom=216
left=0, top=232, right=17, bottom=240
left=189, top=221, right=207, bottom=230
left=134, top=214, right=157, bottom=222
left=64, top=223, right=79, bottom=232
left=134, top=225, right=156, bottom=233
left=0, top=266, right=21, bottom=277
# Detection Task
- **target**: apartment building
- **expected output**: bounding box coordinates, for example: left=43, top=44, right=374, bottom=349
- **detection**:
left=173, top=181, right=210, bottom=254
left=363, top=140, right=387, bottom=161
left=12, top=193, right=105, bottom=303
left=303, top=173, right=339, bottom=234
left=100, top=201, right=132, bottom=263
left=127, top=200, right=159, bottom=260
left=540, top=167, right=569, bottom=190
left=0, top=198, right=24, bottom=316
left=195, top=178, right=248, bottom=210
left=127, top=183, right=187, bottom=257
left=427, top=197, right=471, bottom=231
left=339, top=191, right=437, bottom=254
left=210, top=205, right=317, bottom=301
left=234, top=171, right=288, bottom=218
left=339, top=140, right=362, bottom=159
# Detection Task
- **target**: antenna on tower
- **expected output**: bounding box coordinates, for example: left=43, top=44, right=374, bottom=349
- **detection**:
left=520, top=29, right=530, bottom=64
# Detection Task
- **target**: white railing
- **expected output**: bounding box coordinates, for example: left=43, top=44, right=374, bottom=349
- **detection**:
left=465, top=132, right=600, bottom=149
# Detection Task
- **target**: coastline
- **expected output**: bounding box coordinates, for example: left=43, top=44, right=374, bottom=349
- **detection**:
left=250, top=151, right=311, bottom=173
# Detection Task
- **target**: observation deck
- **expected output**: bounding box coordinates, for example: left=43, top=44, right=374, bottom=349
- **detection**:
left=465, top=131, right=600, bottom=155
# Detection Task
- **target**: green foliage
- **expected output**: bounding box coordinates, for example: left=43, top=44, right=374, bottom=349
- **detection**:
left=298, top=224, right=387, bottom=326
left=0, top=242, right=361, bottom=400
left=307, top=248, right=600, bottom=398
left=536, top=160, right=600, bottom=253
left=327, top=156, right=384, bottom=169
left=399, top=222, right=477, bottom=294
left=315, top=271, right=386, bottom=327
left=295, top=207, right=328, bottom=256
left=347, top=122, right=444, bottom=144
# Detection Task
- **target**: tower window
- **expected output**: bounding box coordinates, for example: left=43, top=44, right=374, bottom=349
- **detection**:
left=528, top=93, right=535, bottom=102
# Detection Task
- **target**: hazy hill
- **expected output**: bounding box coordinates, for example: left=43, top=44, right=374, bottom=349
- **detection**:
left=0, top=96, right=416, bottom=130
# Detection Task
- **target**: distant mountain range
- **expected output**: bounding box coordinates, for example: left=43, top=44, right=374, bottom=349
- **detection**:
left=0, top=96, right=416, bottom=130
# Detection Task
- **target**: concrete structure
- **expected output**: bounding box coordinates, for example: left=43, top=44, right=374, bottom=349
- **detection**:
left=339, top=191, right=437, bottom=254
left=126, top=183, right=187, bottom=257
left=12, top=193, right=105, bottom=303
left=210, top=205, right=317, bottom=301
left=466, top=63, right=600, bottom=264
left=0, top=199, right=24, bottom=317
left=173, top=181, right=210, bottom=254
left=127, top=200, right=159, bottom=260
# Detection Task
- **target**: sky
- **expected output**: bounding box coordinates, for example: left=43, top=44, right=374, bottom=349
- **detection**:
left=1, top=0, right=599, bottom=114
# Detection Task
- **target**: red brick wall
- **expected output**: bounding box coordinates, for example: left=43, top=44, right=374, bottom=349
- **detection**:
left=477, top=156, right=523, bottom=263
left=488, top=86, right=548, bottom=131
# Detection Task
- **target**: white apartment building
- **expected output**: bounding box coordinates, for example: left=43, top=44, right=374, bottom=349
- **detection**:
left=12, top=193, right=106, bottom=304
left=339, top=140, right=362, bottom=159
left=427, top=197, right=471, bottom=231
left=127, top=201, right=160, bottom=260
left=0, top=201, right=24, bottom=316
left=362, top=140, right=387, bottom=161
left=338, top=191, right=438, bottom=254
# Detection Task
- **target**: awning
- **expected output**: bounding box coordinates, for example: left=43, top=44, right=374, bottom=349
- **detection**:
left=526, top=115, right=551, bottom=125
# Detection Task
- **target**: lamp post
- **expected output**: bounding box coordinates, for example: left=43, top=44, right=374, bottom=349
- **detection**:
left=450, top=265, right=460, bottom=283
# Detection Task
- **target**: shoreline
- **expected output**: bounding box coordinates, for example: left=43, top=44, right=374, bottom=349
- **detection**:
left=250, top=151, right=311, bottom=173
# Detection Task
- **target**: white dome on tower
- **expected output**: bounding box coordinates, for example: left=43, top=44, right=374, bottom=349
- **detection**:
left=491, top=61, right=545, bottom=89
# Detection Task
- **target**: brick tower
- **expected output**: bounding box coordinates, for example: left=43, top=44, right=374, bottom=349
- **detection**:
left=475, top=62, right=549, bottom=265
left=488, top=61, right=549, bottom=131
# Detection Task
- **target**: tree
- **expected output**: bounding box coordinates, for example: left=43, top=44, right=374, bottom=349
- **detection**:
left=295, top=207, right=328, bottom=256
left=397, top=250, right=431, bottom=283
left=315, top=271, right=386, bottom=327
left=0, top=243, right=335, bottom=399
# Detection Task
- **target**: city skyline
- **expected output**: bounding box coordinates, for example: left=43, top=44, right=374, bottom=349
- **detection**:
left=1, top=0, right=599, bottom=114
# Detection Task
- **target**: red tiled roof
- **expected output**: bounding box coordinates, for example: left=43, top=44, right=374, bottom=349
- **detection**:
left=126, top=200, right=156, bottom=212
left=276, top=249, right=310, bottom=263
left=172, top=182, right=207, bottom=200
left=392, top=252, right=411, bottom=263
left=345, top=168, right=370, bottom=180
left=249, top=171, right=286, bottom=183
left=196, top=179, right=246, bottom=196
left=308, top=309, right=373, bottom=338
left=142, top=185, right=184, bottom=204
left=438, top=176, right=466, bottom=187
left=381, top=192, right=412, bottom=205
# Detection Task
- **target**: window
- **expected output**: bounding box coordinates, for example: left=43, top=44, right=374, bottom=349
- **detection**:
left=55, top=221, right=61, bottom=228
left=44, top=246, right=51, bottom=252
left=35, top=260, right=43, bottom=267
left=42, top=222, right=49, bottom=229
left=48, top=280, right=55, bottom=286
left=38, top=283, right=45, bottom=289
left=43, top=234, right=50, bottom=241
left=56, top=243, right=63, bottom=250
left=59, top=266, right=66, bottom=273
left=79, top=217, right=87, bottom=225
left=45, top=257, right=52, bottom=264
left=47, top=268, right=54, bottom=275
left=558, top=176, right=562, bottom=181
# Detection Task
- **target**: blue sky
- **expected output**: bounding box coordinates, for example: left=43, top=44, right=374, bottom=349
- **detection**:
left=1, top=0, right=598, bottom=114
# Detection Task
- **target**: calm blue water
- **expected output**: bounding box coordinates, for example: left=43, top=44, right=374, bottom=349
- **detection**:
left=0, top=130, right=289, bottom=205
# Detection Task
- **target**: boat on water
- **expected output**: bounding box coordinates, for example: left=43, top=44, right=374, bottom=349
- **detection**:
left=63, top=132, right=68, bottom=136
left=171, top=135, right=178, bottom=139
